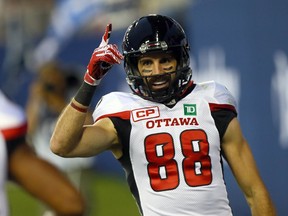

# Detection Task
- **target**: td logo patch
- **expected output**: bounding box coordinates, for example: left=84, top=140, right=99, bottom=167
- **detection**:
left=183, top=104, right=197, bottom=116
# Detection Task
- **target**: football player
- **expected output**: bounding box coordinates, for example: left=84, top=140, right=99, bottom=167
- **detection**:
left=51, top=14, right=276, bottom=216
left=0, top=90, right=85, bottom=216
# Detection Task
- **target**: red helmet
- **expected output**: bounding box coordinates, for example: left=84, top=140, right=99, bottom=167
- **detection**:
left=122, top=14, right=192, bottom=103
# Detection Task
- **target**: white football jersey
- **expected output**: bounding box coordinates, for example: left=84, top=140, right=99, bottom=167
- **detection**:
left=93, top=81, right=237, bottom=216
left=0, top=90, right=27, bottom=216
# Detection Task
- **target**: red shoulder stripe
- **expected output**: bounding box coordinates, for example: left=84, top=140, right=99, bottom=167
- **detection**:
left=209, top=103, right=237, bottom=113
left=1, top=123, right=27, bottom=141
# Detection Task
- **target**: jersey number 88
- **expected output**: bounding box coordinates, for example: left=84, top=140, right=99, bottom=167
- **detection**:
left=144, top=129, right=212, bottom=192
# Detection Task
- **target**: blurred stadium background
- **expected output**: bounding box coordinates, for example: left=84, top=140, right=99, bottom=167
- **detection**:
left=1, top=0, right=288, bottom=215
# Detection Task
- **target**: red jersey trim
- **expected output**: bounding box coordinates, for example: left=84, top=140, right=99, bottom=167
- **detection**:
left=180, top=81, right=194, bottom=97
left=209, top=103, right=237, bottom=114
left=95, top=110, right=131, bottom=122
left=1, top=122, right=27, bottom=141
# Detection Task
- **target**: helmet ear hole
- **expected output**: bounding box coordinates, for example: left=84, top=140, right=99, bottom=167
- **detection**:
left=122, top=14, right=192, bottom=103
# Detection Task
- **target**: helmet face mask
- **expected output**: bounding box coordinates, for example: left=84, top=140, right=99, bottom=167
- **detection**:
left=129, top=70, right=177, bottom=102
left=122, top=14, right=192, bottom=103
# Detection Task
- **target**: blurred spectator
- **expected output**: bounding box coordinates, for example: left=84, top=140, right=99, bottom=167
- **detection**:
left=0, top=88, right=85, bottom=216
left=25, top=61, right=95, bottom=215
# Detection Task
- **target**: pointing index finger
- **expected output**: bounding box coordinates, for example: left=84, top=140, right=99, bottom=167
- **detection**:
left=99, top=23, right=112, bottom=47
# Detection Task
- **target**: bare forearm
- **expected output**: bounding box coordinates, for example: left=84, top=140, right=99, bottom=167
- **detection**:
left=247, top=188, right=277, bottom=216
left=51, top=24, right=123, bottom=156
left=50, top=99, right=88, bottom=156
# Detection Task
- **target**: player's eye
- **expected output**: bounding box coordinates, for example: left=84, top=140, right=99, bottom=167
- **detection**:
left=159, top=57, right=172, bottom=64
left=141, top=59, right=153, bottom=66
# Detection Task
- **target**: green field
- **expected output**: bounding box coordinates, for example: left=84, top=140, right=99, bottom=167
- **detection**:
left=7, top=171, right=140, bottom=216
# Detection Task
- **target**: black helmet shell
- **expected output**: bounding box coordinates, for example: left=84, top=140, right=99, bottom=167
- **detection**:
left=122, top=14, right=192, bottom=103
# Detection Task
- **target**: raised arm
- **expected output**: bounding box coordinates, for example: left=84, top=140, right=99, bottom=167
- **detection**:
left=50, top=24, right=123, bottom=157
left=221, top=118, right=277, bottom=216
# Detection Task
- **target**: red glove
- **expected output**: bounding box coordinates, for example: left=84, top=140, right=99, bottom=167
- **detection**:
left=84, top=24, right=124, bottom=86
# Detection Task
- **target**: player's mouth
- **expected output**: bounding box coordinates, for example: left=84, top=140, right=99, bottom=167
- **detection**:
left=151, top=80, right=169, bottom=90
left=149, top=76, right=170, bottom=91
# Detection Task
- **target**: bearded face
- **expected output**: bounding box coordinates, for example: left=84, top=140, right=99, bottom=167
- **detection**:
left=137, top=53, right=177, bottom=92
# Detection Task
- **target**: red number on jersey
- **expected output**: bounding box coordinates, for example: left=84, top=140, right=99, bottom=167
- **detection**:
left=181, top=129, right=212, bottom=187
left=144, top=133, right=179, bottom=191
left=144, top=129, right=212, bottom=191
